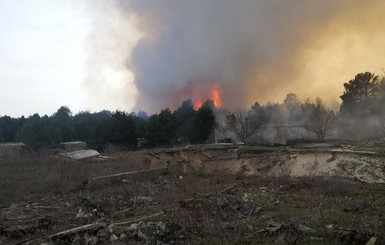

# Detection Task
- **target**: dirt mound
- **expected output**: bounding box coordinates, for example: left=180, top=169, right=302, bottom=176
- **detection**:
left=147, top=145, right=385, bottom=183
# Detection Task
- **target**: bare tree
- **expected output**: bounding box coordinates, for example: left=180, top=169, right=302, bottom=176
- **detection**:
left=305, top=98, right=336, bottom=140
left=225, top=103, right=267, bottom=141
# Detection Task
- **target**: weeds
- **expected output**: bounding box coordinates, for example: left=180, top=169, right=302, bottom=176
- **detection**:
left=1, top=149, right=385, bottom=244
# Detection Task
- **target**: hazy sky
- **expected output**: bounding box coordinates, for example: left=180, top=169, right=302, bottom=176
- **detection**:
left=0, top=1, right=91, bottom=117
left=1, top=1, right=384, bottom=117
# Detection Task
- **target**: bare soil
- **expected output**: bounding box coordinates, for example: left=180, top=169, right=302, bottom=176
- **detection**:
left=1, top=146, right=385, bottom=244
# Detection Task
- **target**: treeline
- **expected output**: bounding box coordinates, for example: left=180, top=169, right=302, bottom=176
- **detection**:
left=1, top=71, right=385, bottom=149
left=339, top=72, right=385, bottom=139
left=225, top=95, right=336, bottom=143
left=0, top=100, right=216, bottom=150
left=225, top=71, right=385, bottom=143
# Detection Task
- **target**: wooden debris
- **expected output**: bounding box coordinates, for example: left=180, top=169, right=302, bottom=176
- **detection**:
left=112, top=207, right=135, bottom=217
left=33, top=205, right=62, bottom=209
left=50, top=221, right=106, bottom=238
left=92, top=167, right=168, bottom=181
left=148, top=151, right=161, bottom=159
left=49, top=211, right=164, bottom=240
left=222, top=197, right=244, bottom=218
left=113, top=211, right=165, bottom=227
left=219, top=183, right=237, bottom=194
left=366, top=237, right=377, bottom=245
left=200, top=151, right=213, bottom=159
left=180, top=183, right=238, bottom=208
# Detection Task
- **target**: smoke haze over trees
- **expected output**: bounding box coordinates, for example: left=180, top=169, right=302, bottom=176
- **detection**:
left=339, top=72, right=385, bottom=139
left=1, top=71, right=385, bottom=149
left=221, top=72, right=385, bottom=144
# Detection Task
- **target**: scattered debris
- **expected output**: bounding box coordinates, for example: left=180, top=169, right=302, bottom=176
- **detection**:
left=2, top=145, right=385, bottom=244
left=75, top=208, right=93, bottom=219
left=109, top=233, right=118, bottom=242
left=366, top=237, right=377, bottom=245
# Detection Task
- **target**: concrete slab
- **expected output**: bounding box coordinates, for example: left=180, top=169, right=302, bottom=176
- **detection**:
left=59, top=149, right=100, bottom=160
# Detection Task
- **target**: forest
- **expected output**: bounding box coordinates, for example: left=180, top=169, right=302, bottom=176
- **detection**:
left=1, top=72, right=385, bottom=150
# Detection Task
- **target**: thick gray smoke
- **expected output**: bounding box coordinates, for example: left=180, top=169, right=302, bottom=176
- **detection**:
left=87, top=0, right=385, bottom=113
left=125, top=0, right=340, bottom=111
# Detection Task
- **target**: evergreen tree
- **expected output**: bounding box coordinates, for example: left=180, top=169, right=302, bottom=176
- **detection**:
left=191, top=100, right=216, bottom=143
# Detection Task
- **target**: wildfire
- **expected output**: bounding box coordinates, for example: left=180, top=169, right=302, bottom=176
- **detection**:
left=193, top=100, right=203, bottom=111
left=210, top=84, right=222, bottom=108
left=193, top=84, right=222, bottom=111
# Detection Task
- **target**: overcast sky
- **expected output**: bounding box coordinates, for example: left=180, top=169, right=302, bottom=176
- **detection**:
left=0, top=1, right=93, bottom=117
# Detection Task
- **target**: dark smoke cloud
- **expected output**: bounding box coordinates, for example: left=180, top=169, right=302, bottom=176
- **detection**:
left=87, top=0, right=385, bottom=113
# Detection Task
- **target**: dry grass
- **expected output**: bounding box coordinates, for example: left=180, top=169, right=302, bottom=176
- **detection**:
left=1, top=151, right=385, bottom=244
left=0, top=153, right=152, bottom=206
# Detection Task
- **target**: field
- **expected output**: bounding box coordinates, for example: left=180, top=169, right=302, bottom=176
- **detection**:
left=1, top=145, right=385, bottom=244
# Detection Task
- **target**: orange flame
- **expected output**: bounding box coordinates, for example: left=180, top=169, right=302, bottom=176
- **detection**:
left=210, top=84, right=222, bottom=108
left=193, top=84, right=222, bottom=111
left=193, top=100, right=203, bottom=111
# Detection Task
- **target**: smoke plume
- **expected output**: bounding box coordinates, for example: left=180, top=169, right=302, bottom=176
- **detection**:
left=86, top=0, right=385, bottom=113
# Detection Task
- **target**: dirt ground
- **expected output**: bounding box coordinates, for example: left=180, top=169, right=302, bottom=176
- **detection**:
left=1, top=145, right=385, bottom=244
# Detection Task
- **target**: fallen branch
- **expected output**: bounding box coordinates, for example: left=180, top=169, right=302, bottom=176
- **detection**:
left=47, top=211, right=164, bottom=240
left=92, top=167, right=168, bottom=181
left=113, top=211, right=164, bottom=226
left=200, top=151, right=213, bottom=159
left=14, top=237, right=40, bottom=245
left=196, top=146, right=213, bottom=159
left=340, top=165, right=367, bottom=183
left=223, top=197, right=244, bottom=219
left=194, top=183, right=238, bottom=199
left=50, top=221, right=106, bottom=238
left=148, top=151, right=161, bottom=159
left=112, top=207, right=135, bottom=217
left=219, top=183, right=238, bottom=194
left=180, top=184, right=239, bottom=210
left=33, top=205, right=62, bottom=209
